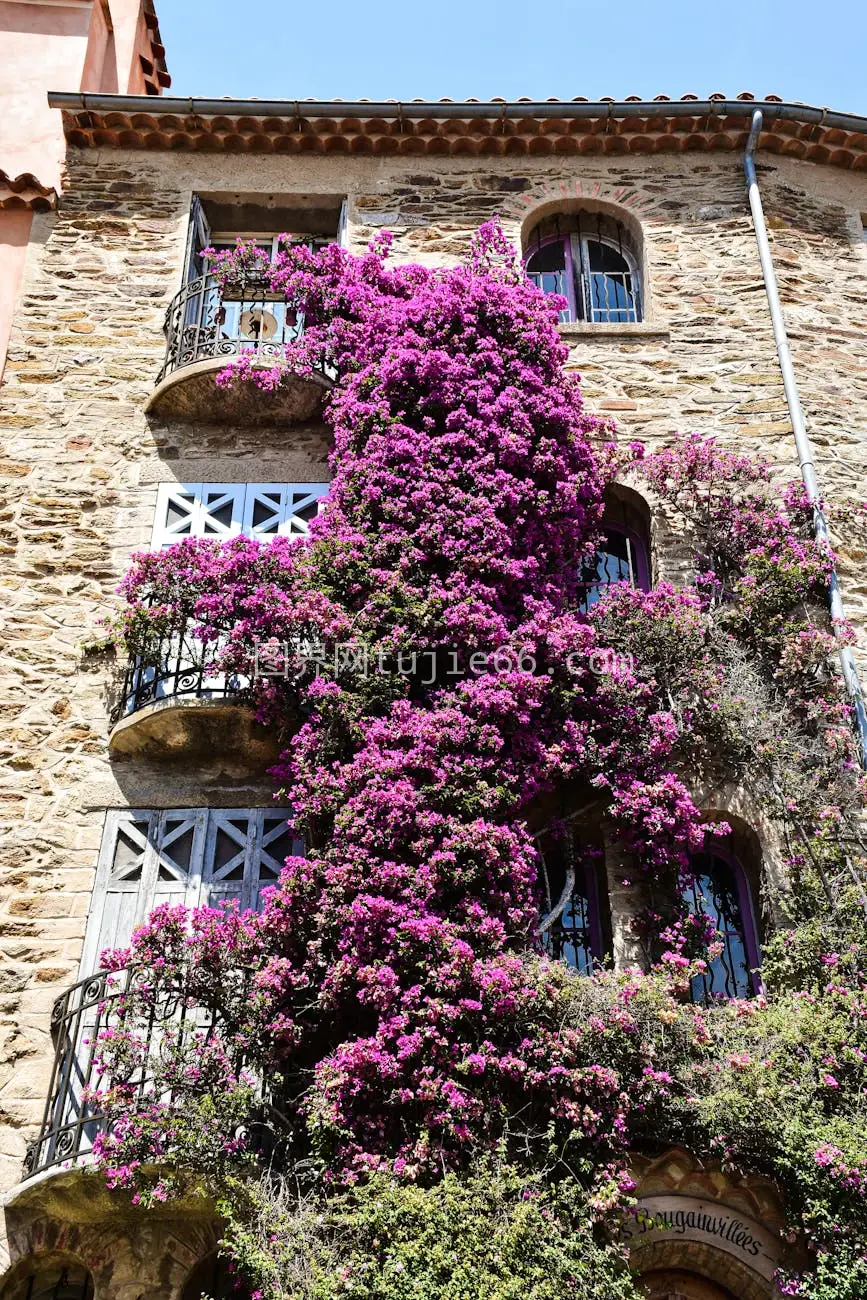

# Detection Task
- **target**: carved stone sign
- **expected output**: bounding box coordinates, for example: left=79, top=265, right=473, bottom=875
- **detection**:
left=358, top=210, right=429, bottom=227
left=625, top=1195, right=782, bottom=1283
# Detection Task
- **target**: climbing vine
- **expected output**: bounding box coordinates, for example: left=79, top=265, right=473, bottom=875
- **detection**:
left=97, top=225, right=867, bottom=1299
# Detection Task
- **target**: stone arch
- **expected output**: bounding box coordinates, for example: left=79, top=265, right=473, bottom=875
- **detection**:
left=179, top=1249, right=246, bottom=1300
left=517, top=192, right=646, bottom=266
left=695, top=787, right=789, bottom=929
left=629, top=1148, right=785, bottom=1300
left=499, top=177, right=664, bottom=236
left=3, top=1197, right=220, bottom=1300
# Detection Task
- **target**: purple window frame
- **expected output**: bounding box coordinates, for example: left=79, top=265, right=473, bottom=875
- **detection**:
left=685, top=846, right=763, bottom=1002
left=539, top=850, right=606, bottom=974
left=578, top=521, right=651, bottom=613
left=523, top=231, right=642, bottom=325
left=524, top=232, right=579, bottom=322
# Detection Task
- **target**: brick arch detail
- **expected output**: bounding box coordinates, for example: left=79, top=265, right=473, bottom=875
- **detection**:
left=628, top=1147, right=784, bottom=1300
left=499, top=178, right=666, bottom=233
left=3, top=1222, right=103, bottom=1283
left=632, top=1146, right=785, bottom=1227
left=634, top=1240, right=773, bottom=1300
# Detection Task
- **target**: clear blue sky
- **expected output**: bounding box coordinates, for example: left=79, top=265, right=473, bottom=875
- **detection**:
left=156, top=0, right=867, bottom=116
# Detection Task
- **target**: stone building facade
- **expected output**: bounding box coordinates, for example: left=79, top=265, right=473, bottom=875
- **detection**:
left=1, top=90, right=867, bottom=1300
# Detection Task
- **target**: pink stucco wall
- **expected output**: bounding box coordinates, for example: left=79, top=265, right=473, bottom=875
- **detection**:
left=0, top=0, right=152, bottom=188
left=0, top=0, right=92, bottom=187
left=0, top=207, right=32, bottom=382
left=0, top=0, right=160, bottom=377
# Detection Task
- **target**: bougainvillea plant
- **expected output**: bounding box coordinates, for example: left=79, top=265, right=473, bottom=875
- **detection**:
left=95, top=225, right=867, bottom=1299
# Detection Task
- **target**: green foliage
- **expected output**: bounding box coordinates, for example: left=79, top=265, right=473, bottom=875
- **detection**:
left=218, top=1163, right=642, bottom=1300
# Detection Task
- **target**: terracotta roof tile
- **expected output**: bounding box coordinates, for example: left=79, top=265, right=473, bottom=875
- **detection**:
left=0, top=171, right=56, bottom=210
left=47, top=95, right=867, bottom=172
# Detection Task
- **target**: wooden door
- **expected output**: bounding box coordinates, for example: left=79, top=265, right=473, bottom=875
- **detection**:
left=643, top=1271, right=736, bottom=1300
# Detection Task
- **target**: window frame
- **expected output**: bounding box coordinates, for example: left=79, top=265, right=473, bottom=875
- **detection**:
left=684, top=846, right=763, bottom=1002
left=536, top=829, right=607, bottom=974
left=578, top=516, right=652, bottom=614
left=524, top=227, right=642, bottom=325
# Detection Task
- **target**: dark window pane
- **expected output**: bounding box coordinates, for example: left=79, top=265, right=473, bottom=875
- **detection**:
left=685, top=853, right=757, bottom=1002
left=526, top=242, right=567, bottom=274
left=587, top=240, right=631, bottom=274
left=579, top=527, right=639, bottom=611
left=585, top=240, right=638, bottom=323
left=526, top=240, right=571, bottom=320
left=539, top=839, right=597, bottom=975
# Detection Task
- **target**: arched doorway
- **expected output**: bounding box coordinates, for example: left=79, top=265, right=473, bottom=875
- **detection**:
left=644, top=1269, right=736, bottom=1300
left=0, top=1261, right=93, bottom=1300
left=181, top=1252, right=248, bottom=1300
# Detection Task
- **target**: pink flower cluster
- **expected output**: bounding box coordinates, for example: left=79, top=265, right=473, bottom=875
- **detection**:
left=104, top=225, right=856, bottom=1192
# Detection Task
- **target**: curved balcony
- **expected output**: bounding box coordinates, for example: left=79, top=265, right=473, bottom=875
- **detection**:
left=23, top=968, right=166, bottom=1180
left=21, top=968, right=263, bottom=1189
left=108, top=620, right=279, bottom=771
left=144, top=273, right=334, bottom=426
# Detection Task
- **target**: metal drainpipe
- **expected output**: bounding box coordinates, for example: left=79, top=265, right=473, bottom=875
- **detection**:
left=744, top=107, right=867, bottom=765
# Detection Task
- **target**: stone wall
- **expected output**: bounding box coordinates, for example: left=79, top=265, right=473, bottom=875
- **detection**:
left=0, top=141, right=866, bottom=1268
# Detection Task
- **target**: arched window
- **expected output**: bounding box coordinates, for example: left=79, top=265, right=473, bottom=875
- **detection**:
left=684, top=850, right=762, bottom=1002
left=579, top=493, right=651, bottom=612
left=537, top=829, right=608, bottom=974
left=524, top=212, right=642, bottom=325
left=644, top=1271, right=736, bottom=1300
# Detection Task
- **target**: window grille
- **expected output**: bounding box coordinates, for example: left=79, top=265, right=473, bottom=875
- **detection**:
left=536, top=830, right=605, bottom=974
left=578, top=495, right=651, bottom=612
left=524, top=212, right=642, bottom=325
left=683, top=851, right=762, bottom=1002
left=14, top=1266, right=94, bottom=1300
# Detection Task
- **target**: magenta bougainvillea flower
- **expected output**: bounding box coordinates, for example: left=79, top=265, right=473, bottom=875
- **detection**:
left=97, top=226, right=867, bottom=1297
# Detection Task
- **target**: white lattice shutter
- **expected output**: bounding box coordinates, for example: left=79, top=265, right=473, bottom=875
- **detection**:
left=80, top=810, right=156, bottom=975
left=242, top=485, right=286, bottom=540
left=196, top=484, right=245, bottom=540
left=151, top=810, right=210, bottom=910
left=151, top=483, right=199, bottom=547
left=201, top=808, right=296, bottom=912
left=256, top=811, right=301, bottom=908
left=280, top=485, right=328, bottom=537
left=202, top=810, right=260, bottom=913
left=82, top=810, right=209, bottom=976
left=242, top=483, right=328, bottom=541
left=151, top=484, right=246, bottom=549
left=82, top=809, right=300, bottom=975
left=154, top=483, right=327, bottom=548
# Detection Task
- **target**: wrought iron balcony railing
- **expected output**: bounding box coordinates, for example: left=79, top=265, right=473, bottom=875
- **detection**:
left=114, top=618, right=246, bottom=722
left=23, top=967, right=277, bottom=1182
left=23, top=968, right=217, bottom=1178
left=156, top=271, right=329, bottom=386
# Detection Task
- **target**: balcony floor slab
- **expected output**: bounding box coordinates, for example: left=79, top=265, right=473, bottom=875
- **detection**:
left=108, top=696, right=280, bottom=774
left=145, top=356, right=332, bottom=426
